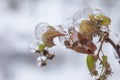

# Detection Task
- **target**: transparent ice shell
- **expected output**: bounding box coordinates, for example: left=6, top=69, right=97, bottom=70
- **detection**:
left=35, top=23, right=50, bottom=40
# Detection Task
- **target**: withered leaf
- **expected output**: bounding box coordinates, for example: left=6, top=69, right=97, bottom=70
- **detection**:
left=71, top=45, right=89, bottom=53
left=67, top=31, right=96, bottom=54
left=70, top=45, right=96, bottom=54
left=42, top=26, right=65, bottom=47
left=84, top=40, right=97, bottom=53
left=77, top=32, right=96, bottom=54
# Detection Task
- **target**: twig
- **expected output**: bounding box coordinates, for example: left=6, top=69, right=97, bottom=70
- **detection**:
left=96, top=40, right=104, bottom=58
left=106, top=37, right=120, bottom=58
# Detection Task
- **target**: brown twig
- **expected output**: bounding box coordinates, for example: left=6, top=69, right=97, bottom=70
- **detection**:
left=106, top=37, right=120, bottom=58
left=96, top=40, right=104, bottom=58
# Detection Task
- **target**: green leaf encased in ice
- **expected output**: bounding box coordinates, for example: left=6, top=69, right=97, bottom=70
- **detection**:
left=87, top=54, right=96, bottom=73
left=96, top=14, right=111, bottom=26
left=38, top=43, right=46, bottom=52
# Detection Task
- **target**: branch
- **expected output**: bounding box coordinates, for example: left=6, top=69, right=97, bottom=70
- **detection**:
left=96, top=40, right=104, bottom=57
left=106, top=37, right=120, bottom=59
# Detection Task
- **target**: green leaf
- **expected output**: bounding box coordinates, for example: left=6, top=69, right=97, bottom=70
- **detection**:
left=87, top=54, right=97, bottom=75
left=96, top=14, right=111, bottom=26
left=38, top=43, right=46, bottom=52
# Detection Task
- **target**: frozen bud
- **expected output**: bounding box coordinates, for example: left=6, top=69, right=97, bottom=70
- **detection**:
left=41, top=56, right=47, bottom=66
left=43, top=50, right=49, bottom=56
left=47, top=53, right=55, bottom=60
left=37, top=56, right=47, bottom=67
left=41, top=61, right=47, bottom=67
left=37, top=56, right=42, bottom=67
left=38, top=43, right=46, bottom=52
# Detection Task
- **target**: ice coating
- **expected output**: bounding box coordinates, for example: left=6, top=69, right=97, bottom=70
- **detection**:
left=30, top=39, right=41, bottom=52
left=73, top=7, right=93, bottom=23
left=35, top=23, right=49, bottom=40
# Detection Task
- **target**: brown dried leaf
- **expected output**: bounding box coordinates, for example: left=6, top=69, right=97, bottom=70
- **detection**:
left=78, top=33, right=96, bottom=53
left=71, top=46, right=89, bottom=54
left=68, top=42, right=95, bottom=54
left=84, top=40, right=97, bottom=53
left=42, top=26, right=65, bottom=47
left=67, top=31, right=96, bottom=54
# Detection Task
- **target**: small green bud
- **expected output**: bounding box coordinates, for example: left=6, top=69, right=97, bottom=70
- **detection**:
left=38, top=43, right=46, bottom=52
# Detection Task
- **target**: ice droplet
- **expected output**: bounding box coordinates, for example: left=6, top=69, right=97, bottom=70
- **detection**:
left=30, top=39, right=40, bottom=52
left=37, top=56, right=47, bottom=67
left=41, top=56, right=47, bottom=61
left=61, top=18, right=74, bottom=29
left=73, top=7, right=93, bottom=28
left=73, top=7, right=93, bottom=22
left=54, top=25, right=67, bottom=35
left=35, top=23, right=49, bottom=40
left=93, top=9, right=103, bottom=16
left=36, top=56, right=42, bottom=67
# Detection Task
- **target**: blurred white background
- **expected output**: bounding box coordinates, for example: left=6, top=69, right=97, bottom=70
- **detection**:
left=0, top=0, right=120, bottom=80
